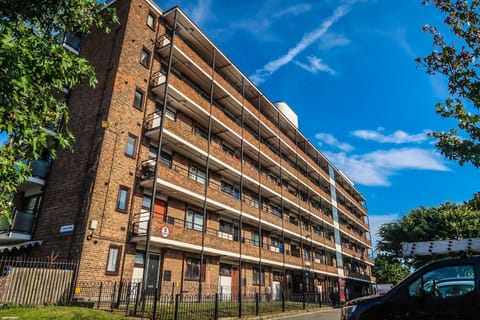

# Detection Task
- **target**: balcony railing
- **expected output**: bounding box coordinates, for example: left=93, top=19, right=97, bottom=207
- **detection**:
left=0, top=209, right=35, bottom=235
left=30, top=160, right=49, bottom=179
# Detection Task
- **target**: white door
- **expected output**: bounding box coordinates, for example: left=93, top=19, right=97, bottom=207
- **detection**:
left=219, top=275, right=232, bottom=299
left=272, top=281, right=281, bottom=301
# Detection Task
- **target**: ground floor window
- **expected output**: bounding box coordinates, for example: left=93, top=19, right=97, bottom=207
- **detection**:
left=185, top=257, right=205, bottom=281
left=253, top=268, right=264, bottom=285
left=106, top=245, right=122, bottom=275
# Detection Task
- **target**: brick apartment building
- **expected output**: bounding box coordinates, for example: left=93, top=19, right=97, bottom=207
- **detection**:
left=1, top=0, right=375, bottom=300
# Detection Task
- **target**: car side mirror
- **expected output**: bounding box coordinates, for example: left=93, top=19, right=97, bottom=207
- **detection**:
left=416, top=286, right=426, bottom=298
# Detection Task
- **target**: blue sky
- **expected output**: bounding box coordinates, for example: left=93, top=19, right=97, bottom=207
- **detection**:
left=158, top=0, right=479, bottom=248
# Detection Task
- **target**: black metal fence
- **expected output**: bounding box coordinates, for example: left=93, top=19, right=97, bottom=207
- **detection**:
left=72, top=280, right=334, bottom=319
left=0, top=256, right=335, bottom=319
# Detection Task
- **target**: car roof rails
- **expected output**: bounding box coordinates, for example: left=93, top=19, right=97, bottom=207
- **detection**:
left=402, top=238, right=480, bottom=257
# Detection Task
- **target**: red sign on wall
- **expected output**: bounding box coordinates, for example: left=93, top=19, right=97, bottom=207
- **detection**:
left=160, top=225, right=170, bottom=238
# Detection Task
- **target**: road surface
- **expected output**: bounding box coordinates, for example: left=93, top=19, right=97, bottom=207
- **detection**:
left=271, top=308, right=341, bottom=320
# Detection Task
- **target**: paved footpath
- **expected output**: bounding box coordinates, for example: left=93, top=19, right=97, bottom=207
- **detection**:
left=237, top=307, right=341, bottom=320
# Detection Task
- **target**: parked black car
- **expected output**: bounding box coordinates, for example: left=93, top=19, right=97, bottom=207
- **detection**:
left=341, top=256, right=480, bottom=319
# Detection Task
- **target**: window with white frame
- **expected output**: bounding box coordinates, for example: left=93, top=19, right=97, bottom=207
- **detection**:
left=189, top=165, right=206, bottom=184
left=251, top=231, right=260, bottom=247
left=147, top=12, right=156, bottom=30
left=165, top=107, right=176, bottom=121
left=186, top=209, right=204, bottom=231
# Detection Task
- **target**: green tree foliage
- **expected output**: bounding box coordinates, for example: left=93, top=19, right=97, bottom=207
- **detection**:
left=377, top=197, right=480, bottom=269
left=418, top=0, right=480, bottom=167
left=0, top=1, right=117, bottom=219
left=374, top=254, right=411, bottom=285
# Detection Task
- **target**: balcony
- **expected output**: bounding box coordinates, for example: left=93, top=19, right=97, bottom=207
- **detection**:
left=0, top=209, right=36, bottom=243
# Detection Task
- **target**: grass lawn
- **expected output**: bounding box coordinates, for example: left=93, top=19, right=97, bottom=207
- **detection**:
left=0, top=306, right=129, bottom=319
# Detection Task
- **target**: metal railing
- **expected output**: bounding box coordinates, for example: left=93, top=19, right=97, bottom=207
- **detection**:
left=73, top=280, right=333, bottom=319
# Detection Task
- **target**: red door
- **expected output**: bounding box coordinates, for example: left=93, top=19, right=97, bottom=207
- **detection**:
left=232, top=266, right=238, bottom=297
left=153, top=199, right=166, bottom=222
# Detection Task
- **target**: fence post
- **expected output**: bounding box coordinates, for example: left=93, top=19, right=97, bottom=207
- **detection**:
left=302, top=292, right=306, bottom=310
left=134, top=282, right=141, bottom=316
left=214, top=293, right=219, bottom=320
left=97, top=282, right=103, bottom=309
left=125, top=282, right=132, bottom=317
left=282, top=292, right=285, bottom=312
left=238, top=291, right=242, bottom=319
left=116, top=280, right=124, bottom=309
left=152, top=287, right=158, bottom=319
left=111, top=281, right=117, bottom=311
left=174, top=293, right=180, bottom=320
left=255, top=292, right=259, bottom=316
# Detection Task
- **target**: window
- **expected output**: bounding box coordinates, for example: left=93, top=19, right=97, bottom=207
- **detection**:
left=133, top=88, right=144, bottom=110
left=125, top=133, right=137, bottom=158
left=253, top=268, right=264, bottom=285
left=116, top=186, right=130, bottom=213
left=303, top=248, right=311, bottom=261
left=251, top=231, right=260, bottom=247
left=140, top=47, right=151, bottom=67
left=268, top=173, right=280, bottom=185
left=186, top=209, right=204, bottom=231
left=155, top=101, right=176, bottom=121
left=165, top=107, right=176, bottom=121
left=193, top=125, right=208, bottom=141
left=189, top=165, right=206, bottom=184
left=147, top=12, right=156, bottom=30
left=148, top=146, right=157, bottom=159
left=220, top=181, right=239, bottom=199
left=314, top=252, right=324, bottom=264
left=270, top=237, right=283, bottom=253
left=269, top=204, right=282, bottom=218
left=159, top=151, right=172, bottom=168
left=134, top=252, right=145, bottom=267
left=222, top=143, right=235, bottom=157
left=185, top=257, right=205, bottom=281
left=63, top=31, right=81, bottom=52
left=250, top=197, right=260, bottom=208
left=106, top=245, right=122, bottom=275
left=408, top=265, right=475, bottom=298
left=219, top=220, right=239, bottom=241
left=301, top=220, right=309, bottom=231
left=289, top=215, right=299, bottom=226
left=219, top=264, right=232, bottom=276
left=142, top=195, right=151, bottom=210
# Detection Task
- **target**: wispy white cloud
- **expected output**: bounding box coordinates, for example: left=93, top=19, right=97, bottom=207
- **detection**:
left=352, top=127, right=431, bottom=144
left=324, top=148, right=450, bottom=187
left=295, top=56, right=336, bottom=75
left=250, top=2, right=355, bottom=84
left=318, top=32, right=351, bottom=50
left=272, top=3, right=312, bottom=19
left=190, top=0, right=212, bottom=26
left=315, top=132, right=353, bottom=152
left=210, top=3, right=313, bottom=43
left=393, top=27, right=416, bottom=58
left=369, top=213, right=399, bottom=251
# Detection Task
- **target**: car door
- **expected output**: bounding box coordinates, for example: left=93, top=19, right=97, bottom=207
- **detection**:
left=406, top=264, right=477, bottom=320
